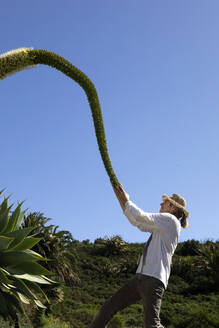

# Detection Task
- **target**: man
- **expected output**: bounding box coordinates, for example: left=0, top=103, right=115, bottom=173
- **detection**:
left=90, top=183, right=189, bottom=328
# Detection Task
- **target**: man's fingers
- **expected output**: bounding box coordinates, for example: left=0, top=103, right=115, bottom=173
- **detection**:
left=111, top=183, right=128, bottom=200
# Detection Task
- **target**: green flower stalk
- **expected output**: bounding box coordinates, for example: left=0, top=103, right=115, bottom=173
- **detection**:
left=0, top=47, right=120, bottom=186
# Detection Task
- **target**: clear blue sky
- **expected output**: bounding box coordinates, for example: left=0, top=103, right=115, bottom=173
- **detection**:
left=1, top=1, right=219, bottom=243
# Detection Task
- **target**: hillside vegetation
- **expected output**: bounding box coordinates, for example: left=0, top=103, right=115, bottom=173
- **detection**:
left=1, top=213, right=218, bottom=328
left=51, top=236, right=219, bottom=328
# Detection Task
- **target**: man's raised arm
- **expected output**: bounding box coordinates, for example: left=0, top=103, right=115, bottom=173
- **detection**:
left=111, top=182, right=157, bottom=232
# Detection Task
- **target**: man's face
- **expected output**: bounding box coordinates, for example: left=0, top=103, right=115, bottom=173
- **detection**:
left=160, top=200, right=173, bottom=213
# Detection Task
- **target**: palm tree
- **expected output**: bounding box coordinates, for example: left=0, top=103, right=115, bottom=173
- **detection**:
left=22, top=212, right=80, bottom=327
left=22, top=212, right=80, bottom=286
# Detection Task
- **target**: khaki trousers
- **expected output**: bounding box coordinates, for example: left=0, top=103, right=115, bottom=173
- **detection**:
left=89, top=273, right=165, bottom=328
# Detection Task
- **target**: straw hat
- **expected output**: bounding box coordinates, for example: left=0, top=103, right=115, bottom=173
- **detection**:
left=162, top=193, right=189, bottom=219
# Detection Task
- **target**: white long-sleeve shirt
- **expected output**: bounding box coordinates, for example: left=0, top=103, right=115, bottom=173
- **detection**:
left=124, top=200, right=181, bottom=289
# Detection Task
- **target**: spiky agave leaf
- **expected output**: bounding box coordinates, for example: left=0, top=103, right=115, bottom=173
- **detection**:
left=5, top=202, right=25, bottom=233
left=0, top=198, right=13, bottom=234
left=0, top=48, right=120, bottom=186
left=0, top=192, right=55, bottom=323
left=0, top=236, right=14, bottom=251
left=4, top=227, right=35, bottom=249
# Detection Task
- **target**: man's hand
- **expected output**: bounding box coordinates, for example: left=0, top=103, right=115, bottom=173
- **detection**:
left=111, top=181, right=130, bottom=211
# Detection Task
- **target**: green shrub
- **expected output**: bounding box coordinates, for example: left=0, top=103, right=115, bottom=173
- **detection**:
left=41, top=315, right=71, bottom=328
left=108, top=315, right=124, bottom=328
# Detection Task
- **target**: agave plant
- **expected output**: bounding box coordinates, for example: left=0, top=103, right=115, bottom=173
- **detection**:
left=0, top=189, right=54, bottom=325
left=0, top=48, right=120, bottom=187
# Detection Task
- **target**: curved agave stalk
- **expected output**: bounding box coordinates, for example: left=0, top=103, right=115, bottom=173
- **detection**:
left=0, top=48, right=120, bottom=186
left=0, top=189, right=55, bottom=322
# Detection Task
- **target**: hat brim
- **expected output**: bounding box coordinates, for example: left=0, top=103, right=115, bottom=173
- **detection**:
left=162, top=194, right=189, bottom=219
